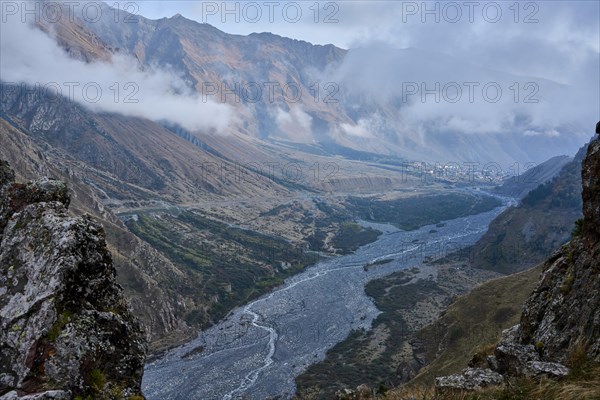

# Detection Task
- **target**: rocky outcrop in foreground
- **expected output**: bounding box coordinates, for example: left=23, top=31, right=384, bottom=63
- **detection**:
left=436, top=126, right=600, bottom=392
left=0, top=161, right=147, bottom=399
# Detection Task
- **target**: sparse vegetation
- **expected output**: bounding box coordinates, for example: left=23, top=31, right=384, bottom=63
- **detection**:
left=126, top=210, right=318, bottom=328
left=363, top=361, right=600, bottom=400
left=572, top=218, right=584, bottom=237
left=295, top=265, right=501, bottom=398
left=345, top=192, right=502, bottom=231
left=561, top=271, right=575, bottom=295
left=47, top=311, right=72, bottom=342
left=331, top=222, right=381, bottom=254
left=88, top=368, right=106, bottom=392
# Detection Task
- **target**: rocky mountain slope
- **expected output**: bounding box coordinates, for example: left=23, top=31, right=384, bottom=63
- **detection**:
left=467, top=145, right=585, bottom=275
left=0, top=161, right=146, bottom=399
left=429, top=128, right=600, bottom=398
left=516, top=131, right=600, bottom=363
left=493, top=155, right=572, bottom=199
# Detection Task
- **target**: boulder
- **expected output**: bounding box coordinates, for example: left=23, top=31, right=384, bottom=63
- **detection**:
left=0, top=391, right=70, bottom=400
left=524, top=361, right=569, bottom=379
left=494, top=342, right=540, bottom=376
left=435, top=368, right=503, bottom=391
left=0, top=162, right=147, bottom=399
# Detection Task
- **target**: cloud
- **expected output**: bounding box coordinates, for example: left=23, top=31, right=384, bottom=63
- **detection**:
left=338, top=115, right=389, bottom=139
left=274, top=106, right=313, bottom=142
left=524, top=129, right=561, bottom=138
left=319, top=9, right=599, bottom=158
left=0, top=14, right=234, bottom=133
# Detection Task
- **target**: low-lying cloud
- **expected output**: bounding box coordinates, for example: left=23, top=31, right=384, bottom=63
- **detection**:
left=0, top=15, right=234, bottom=133
left=319, top=33, right=598, bottom=162
left=274, top=106, right=314, bottom=142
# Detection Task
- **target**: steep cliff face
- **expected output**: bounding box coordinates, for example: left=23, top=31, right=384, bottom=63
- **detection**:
left=0, top=161, right=146, bottom=399
left=517, top=134, right=600, bottom=362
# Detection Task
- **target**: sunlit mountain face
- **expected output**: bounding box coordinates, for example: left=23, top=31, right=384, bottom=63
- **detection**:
left=0, top=2, right=598, bottom=400
left=2, top=1, right=597, bottom=165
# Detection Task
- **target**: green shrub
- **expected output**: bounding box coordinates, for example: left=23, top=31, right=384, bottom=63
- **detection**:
left=572, top=218, right=584, bottom=237
left=89, top=368, right=106, bottom=392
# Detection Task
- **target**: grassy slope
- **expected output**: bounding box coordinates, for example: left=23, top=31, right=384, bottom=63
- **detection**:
left=333, top=262, right=600, bottom=400
left=409, top=264, right=543, bottom=386
left=381, top=363, right=600, bottom=400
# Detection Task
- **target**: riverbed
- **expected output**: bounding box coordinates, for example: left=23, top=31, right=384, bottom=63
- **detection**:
left=143, top=197, right=514, bottom=399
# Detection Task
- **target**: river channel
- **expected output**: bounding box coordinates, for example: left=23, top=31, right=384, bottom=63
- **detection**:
left=143, top=196, right=514, bottom=399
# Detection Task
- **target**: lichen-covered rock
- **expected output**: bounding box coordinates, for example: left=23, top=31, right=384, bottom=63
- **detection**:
left=435, top=368, right=503, bottom=391
left=487, top=325, right=537, bottom=376
left=493, top=342, right=540, bottom=376
left=0, top=172, right=69, bottom=243
left=524, top=361, right=569, bottom=378
left=0, top=390, right=70, bottom=399
left=486, top=355, right=499, bottom=372
left=489, top=325, right=571, bottom=379
left=0, top=162, right=147, bottom=399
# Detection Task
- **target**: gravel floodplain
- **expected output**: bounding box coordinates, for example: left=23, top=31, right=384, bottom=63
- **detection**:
left=143, top=198, right=513, bottom=400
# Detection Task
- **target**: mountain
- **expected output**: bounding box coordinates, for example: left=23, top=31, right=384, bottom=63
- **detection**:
left=493, top=155, right=572, bottom=199
left=1, top=0, right=595, bottom=374
left=83, top=8, right=590, bottom=163
left=468, top=144, right=585, bottom=274
left=0, top=4, right=503, bottom=355
left=2, top=2, right=590, bottom=165
left=0, top=161, right=146, bottom=399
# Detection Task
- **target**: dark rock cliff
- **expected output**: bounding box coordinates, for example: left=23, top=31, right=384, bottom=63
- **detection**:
left=0, top=161, right=147, bottom=399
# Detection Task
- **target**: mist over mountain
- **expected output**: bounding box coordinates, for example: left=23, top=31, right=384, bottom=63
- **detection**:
left=1, top=1, right=596, bottom=164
